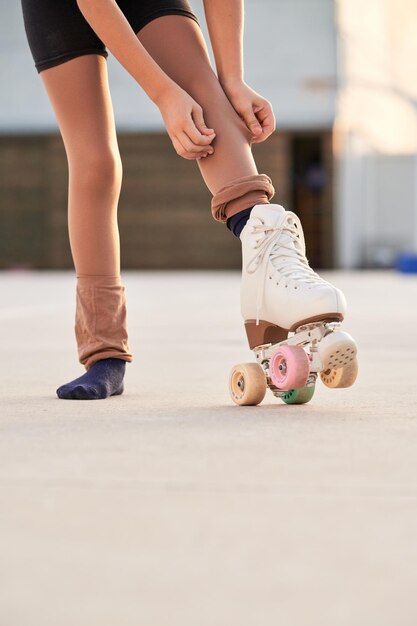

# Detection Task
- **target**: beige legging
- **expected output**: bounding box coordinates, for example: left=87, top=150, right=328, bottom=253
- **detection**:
left=40, top=15, right=275, bottom=370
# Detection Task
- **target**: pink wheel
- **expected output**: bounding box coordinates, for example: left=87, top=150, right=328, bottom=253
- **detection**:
left=269, top=345, right=310, bottom=390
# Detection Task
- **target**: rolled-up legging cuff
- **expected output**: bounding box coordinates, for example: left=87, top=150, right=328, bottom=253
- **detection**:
left=75, top=275, right=133, bottom=370
left=211, top=173, right=275, bottom=222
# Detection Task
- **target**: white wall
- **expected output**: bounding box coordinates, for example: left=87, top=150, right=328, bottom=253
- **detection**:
left=363, top=155, right=417, bottom=264
left=0, top=0, right=337, bottom=133
left=336, top=130, right=417, bottom=267
left=241, top=0, right=337, bottom=129
left=336, top=0, right=417, bottom=154
left=334, top=0, right=417, bottom=267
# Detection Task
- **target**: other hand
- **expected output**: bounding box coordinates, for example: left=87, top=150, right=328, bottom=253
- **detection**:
left=221, top=79, right=276, bottom=144
left=155, top=84, right=216, bottom=160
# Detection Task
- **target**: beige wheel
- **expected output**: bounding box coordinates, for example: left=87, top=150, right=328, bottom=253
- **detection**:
left=229, top=363, right=267, bottom=406
left=320, top=357, right=358, bottom=388
left=317, top=330, right=357, bottom=370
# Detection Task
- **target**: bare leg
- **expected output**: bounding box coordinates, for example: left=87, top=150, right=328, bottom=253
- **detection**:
left=136, top=15, right=275, bottom=222
left=39, top=55, right=132, bottom=396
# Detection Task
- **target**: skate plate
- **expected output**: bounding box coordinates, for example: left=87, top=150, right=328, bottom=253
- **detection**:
left=229, top=320, right=358, bottom=406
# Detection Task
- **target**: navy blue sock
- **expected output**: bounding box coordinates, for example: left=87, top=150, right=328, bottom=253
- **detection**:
left=56, top=357, right=126, bottom=400
left=226, top=206, right=254, bottom=238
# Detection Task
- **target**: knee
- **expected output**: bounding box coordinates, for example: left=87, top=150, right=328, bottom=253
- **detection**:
left=70, top=147, right=123, bottom=189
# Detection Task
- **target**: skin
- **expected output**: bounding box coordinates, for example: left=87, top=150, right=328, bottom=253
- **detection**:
left=76, top=0, right=276, bottom=159
left=203, top=0, right=276, bottom=145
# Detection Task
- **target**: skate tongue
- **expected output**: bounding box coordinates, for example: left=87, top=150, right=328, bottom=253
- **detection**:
left=250, top=204, right=287, bottom=227
left=252, top=206, right=309, bottom=275
left=250, top=204, right=301, bottom=258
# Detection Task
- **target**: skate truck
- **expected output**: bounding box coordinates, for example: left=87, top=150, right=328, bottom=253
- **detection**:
left=229, top=318, right=358, bottom=406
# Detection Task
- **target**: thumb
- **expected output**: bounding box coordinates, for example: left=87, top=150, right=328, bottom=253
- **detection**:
left=193, top=105, right=215, bottom=136
left=243, top=108, right=262, bottom=135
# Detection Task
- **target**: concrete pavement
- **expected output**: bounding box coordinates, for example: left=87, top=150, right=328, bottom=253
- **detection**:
left=1, top=269, right=417, bottom=626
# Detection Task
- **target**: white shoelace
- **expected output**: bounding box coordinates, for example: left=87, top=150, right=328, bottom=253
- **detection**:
left=245, top=211, right=329, bottom=324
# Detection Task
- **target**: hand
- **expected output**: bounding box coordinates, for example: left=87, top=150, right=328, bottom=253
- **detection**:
left=155, top=83, right=216, bottom=160
left=221, top=79, right=276, bottom=144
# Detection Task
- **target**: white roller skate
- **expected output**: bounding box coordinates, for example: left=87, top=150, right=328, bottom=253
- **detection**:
left=229, top=204, right=358, bottom=405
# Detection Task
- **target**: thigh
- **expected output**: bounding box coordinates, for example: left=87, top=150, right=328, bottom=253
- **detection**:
left=40, top=55, right=120, bottom=171
left=117, top=0, right=200, bottom=35
left=21, top=0, right=107, bottom=74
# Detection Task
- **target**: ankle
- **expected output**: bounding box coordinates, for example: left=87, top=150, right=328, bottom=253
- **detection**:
left=226, top=206, right=254, bottom=238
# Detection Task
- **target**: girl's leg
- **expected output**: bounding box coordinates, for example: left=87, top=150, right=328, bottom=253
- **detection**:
left=40, top=54, right=133, bottom=399
left=135, top=15, right=275, bottom=222
left=135, top=15, right=347, bottom=349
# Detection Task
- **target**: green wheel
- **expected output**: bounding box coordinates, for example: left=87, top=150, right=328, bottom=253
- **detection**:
left=281, top=385, right=315, bottom=405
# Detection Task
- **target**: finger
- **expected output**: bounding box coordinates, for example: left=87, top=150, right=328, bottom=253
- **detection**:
left=248, top=115, right=274, bottom=144
left=178, top=130, right=214, bottom=155
left=241, top=106, right=263, bottom=136
left=171, top=136, right=200, bottom=160
left=172, top=137, right=195, bottom=160
left=253, top=103, right=276, bottom=135
left=192, top=105, right=216, bottom=138
left=184, top=118, right=215, bottom=147
left=251, top=124, right=275, bottom=143
left=251, top=119, right=276, bottom=143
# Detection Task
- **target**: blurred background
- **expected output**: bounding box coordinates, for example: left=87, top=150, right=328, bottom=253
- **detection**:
left=1, top=0, right=417, bottom=271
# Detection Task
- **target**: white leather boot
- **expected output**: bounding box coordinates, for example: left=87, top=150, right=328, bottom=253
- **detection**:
left=240, top=204, right=347, bottom=348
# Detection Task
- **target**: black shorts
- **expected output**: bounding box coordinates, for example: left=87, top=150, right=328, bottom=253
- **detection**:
left=21, top=0, right=199, bottom=73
